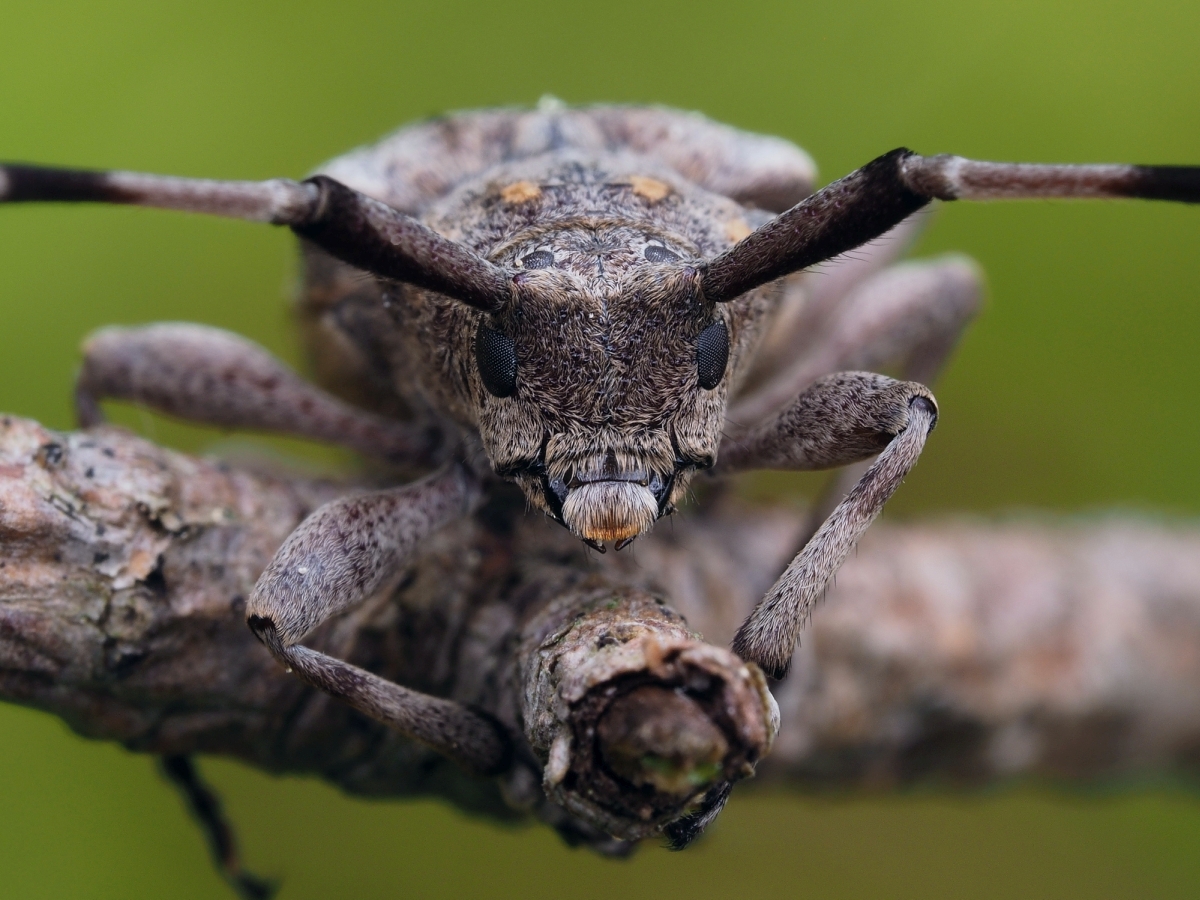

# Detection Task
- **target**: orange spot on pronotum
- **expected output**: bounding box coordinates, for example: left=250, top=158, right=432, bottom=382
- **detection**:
left=500, top=181, right=542, bottom=204
left=628, top=176, right=671, bottom=203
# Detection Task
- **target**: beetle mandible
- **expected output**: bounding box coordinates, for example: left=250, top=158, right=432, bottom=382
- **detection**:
left=2, top=100, right=1197, bottom=883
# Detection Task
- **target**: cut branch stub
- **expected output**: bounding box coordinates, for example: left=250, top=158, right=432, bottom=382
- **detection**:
left=519, top=586, right=775, bottom=841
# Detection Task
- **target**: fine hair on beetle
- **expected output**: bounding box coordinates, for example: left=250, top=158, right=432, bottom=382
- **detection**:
left=2, top=103, right=1197, bottom=886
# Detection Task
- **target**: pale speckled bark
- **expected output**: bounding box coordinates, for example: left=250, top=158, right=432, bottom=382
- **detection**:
left=0, top=414, right=769, bottom=845
left=3, top=414, right=1200, bottom=847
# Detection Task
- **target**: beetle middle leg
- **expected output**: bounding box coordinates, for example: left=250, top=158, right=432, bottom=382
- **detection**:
left=75, top=322, right=440, bottom=466
left=743, top=208, right=935, bottom=387
left=733, top=253, right=982, bottom=545
left=245, top=463, right=511, bottom=774
left=732, top=254, right=981, bottom=426
left=719, top=372, right=938, bottom=678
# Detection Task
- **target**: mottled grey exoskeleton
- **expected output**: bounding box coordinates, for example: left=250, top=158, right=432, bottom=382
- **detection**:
left=2, top=100, right=1197, bottom=895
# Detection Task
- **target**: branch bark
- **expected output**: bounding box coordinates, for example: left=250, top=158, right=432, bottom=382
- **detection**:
left=2, top=414, right=1199, bottom=847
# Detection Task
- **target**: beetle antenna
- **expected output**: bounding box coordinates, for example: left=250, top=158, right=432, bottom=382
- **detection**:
left=0, top=163, right=511, bottom=311
left=702, top=150, right=1200, bottom=303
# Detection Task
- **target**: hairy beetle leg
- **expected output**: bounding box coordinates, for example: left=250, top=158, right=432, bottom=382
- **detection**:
left=723, top=373, right=938, bottom=679
left=735, top=254, right=982, bottom=549
left=75, top=322, right=440, bottom=466
left=159, top=755, right=278, bottom=900
left=732, top=255, right=981, bottom=428
left=245, top=465, right=511, bottom=775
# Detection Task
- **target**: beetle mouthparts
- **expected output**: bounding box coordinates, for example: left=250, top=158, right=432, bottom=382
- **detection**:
left=561, top=481, right=658, bottom=544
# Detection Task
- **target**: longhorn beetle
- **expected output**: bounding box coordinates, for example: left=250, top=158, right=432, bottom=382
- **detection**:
left=1, top=102, right=1197, bottom=894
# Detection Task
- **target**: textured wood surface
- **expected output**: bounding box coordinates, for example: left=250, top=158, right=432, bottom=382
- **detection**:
left=2, top=413, right=1199, bottom=845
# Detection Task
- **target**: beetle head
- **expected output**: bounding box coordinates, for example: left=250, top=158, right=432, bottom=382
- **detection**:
left=469, top=239, right=743, bottom=549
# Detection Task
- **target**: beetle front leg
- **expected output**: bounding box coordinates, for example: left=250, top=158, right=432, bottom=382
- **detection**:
left=736, top=254, right=981, bottom=548
left=245, top=464, right=511, bottom=774
left=76, top=322, right=440, bottom=465
left=720, top=372, right=938, bottom=679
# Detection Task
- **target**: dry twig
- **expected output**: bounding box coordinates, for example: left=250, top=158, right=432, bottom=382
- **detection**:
left=2, top=414, right=1199, bottom=853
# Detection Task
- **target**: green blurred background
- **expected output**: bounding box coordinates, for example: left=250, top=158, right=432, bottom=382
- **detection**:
left=1, top=0, right=1198, bottom=896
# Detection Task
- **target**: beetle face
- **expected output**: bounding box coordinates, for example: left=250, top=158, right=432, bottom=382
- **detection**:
left=473, top=257, right=735, bottom=548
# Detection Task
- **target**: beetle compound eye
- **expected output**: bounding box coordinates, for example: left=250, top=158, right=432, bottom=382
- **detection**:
left=696, top=320, right=729, bottom=390
left=475, top=324, right=518, bottom=398
left=644, top=244, right=679, bottom=263
left=520, top=250, right=555, bottom=269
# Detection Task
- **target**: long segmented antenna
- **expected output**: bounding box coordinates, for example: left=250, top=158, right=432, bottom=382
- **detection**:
left=701, top=150, right=1200, bottom=303
left=0, top=163, right=511, bottom=311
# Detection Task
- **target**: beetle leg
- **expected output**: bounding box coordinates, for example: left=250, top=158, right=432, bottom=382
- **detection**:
left=159, top=755, right=277, bottom=900
left=732, top=254, right=981, bottom=428
left=743, top=208, right=935, bottom=388
left=720, top=373, right=937, bottom=679
left=731, top=255, right=981, bottom=551
left=75, top=322, right=440, bottom=466
left=245, top=464, right=511, bottom=775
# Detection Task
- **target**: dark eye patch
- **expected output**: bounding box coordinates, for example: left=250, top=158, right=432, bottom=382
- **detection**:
left=696, top=320, right=729, bottom=390
left=520, top=250, right=555, bottom=269
left=475, top=323, right=518, bottom=397
left=644, top=244, right=679, bottom=263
